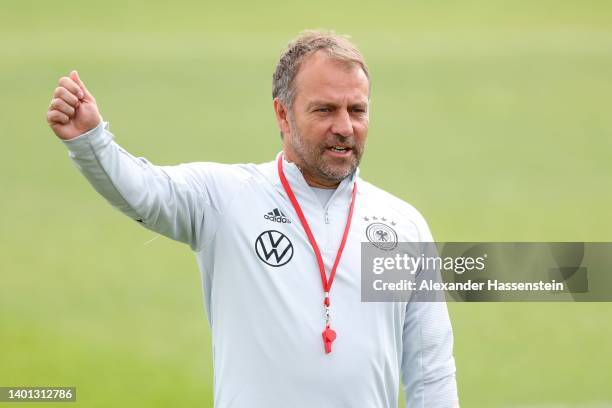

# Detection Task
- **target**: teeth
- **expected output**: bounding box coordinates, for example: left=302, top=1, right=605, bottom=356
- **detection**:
left=331, top=146, right=347, bottom=152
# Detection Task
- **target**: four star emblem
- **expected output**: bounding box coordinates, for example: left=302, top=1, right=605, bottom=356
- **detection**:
left=363, top=215, right=396, bottom=226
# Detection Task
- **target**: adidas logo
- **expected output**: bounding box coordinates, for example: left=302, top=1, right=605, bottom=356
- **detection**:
left=264, top=208, right=291, bottom=224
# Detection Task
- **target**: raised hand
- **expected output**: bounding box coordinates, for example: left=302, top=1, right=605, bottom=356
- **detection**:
left=46, top=70, right=102, bottom=140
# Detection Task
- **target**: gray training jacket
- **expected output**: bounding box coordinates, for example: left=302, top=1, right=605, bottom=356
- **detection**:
left=63, top=121, right=459, bottom=408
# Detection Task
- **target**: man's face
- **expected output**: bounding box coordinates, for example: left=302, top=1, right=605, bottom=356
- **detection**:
left=281, top=51, right=370, bottom=187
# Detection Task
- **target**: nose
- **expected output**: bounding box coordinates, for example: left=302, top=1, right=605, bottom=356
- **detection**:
left=331, top=109, right=354, bottom=138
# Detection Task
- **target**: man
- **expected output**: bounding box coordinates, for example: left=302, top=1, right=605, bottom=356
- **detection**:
left=46, top=30, right=459, bottom=407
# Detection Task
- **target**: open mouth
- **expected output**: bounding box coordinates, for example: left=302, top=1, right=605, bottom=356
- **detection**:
left=326, top=145, right=352, bottom=156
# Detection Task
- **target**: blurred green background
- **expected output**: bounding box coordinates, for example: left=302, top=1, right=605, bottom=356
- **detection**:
left=1, top=0, right=611, bottom=406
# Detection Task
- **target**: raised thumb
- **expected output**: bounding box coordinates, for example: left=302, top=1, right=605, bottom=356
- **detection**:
left=70, top=70, right=93, bottom=100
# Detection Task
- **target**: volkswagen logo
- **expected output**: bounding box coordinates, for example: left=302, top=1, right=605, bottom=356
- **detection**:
left=255, top=230, right=294, bottom=267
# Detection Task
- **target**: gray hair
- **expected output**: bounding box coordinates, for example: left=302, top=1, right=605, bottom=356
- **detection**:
left=272, top=29, right=370, bottom=113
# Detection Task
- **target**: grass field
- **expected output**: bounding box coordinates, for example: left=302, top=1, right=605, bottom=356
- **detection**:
left=1, top=0, right=612, bottom=406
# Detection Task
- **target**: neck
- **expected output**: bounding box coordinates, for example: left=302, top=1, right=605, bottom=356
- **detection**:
left=302, top=172, right=340, bottom=189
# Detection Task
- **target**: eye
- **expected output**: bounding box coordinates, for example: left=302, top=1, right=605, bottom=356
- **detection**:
left=316, top=107, right=331, bottom=113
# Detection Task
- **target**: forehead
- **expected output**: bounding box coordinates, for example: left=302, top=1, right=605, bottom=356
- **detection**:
left=293, top=50, right=370, bottom=105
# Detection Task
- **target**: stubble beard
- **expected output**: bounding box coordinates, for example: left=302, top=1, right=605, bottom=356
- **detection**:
left=288, top=115, right=363, bottom=185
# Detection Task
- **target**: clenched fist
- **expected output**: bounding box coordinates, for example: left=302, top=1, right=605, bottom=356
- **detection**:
left=46, top=70, right=102, bottom=140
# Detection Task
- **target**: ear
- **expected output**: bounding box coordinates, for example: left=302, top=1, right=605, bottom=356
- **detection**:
left=273, top=98, right=291, bottom=137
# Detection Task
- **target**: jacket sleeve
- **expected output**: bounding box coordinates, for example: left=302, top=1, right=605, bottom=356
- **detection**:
left=401, top=223, right=459, bottom=407
left=401, top=301, right=459, bottom=407
left=62, top=121, right=236, bottom=251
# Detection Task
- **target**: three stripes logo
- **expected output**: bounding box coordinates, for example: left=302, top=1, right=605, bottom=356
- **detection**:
left=255, top=230, right=294, bottom=267
left=264, top=208, right=291, bottom=224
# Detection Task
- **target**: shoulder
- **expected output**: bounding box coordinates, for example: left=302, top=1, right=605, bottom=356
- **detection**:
left=154, top=160, right=276, bottom=212
left=357, top=177, right=434, bottom=241
left=160, top=160, right=274, bottom=188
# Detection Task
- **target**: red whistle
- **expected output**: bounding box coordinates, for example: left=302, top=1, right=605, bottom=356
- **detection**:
left=322, top=327, right=337, bottom=354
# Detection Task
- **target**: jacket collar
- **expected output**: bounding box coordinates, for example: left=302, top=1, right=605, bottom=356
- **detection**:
left=271, top=151, right=359, bottom=210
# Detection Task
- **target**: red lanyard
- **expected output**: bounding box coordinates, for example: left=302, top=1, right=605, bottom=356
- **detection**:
left=277, top=155, right=357, bottom=354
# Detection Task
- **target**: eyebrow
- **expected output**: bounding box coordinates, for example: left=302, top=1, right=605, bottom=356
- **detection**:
left=306, top=100, right=369, bottom=110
